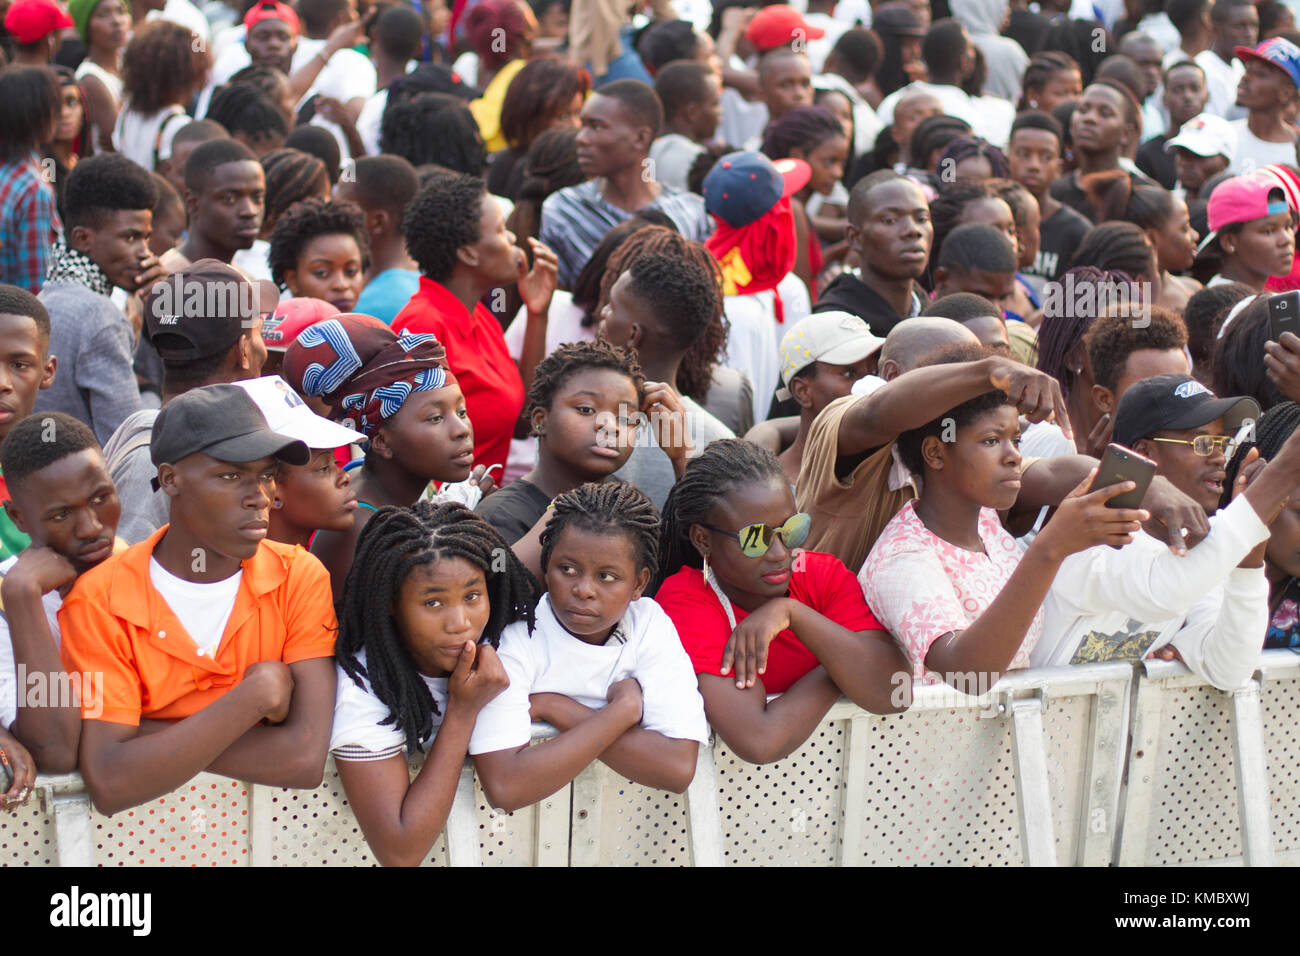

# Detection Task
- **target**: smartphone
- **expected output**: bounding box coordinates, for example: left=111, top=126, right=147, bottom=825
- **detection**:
left=1270, top=291, right=1300, bottom=342
left=1089, top=443, right=1157, bottom=509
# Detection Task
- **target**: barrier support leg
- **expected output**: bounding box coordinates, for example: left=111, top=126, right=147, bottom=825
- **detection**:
left=837, top=714, right=870, bottom=866
left=1077, top=677, right=1129, bottom=866
left=249, top=783, right=274, bottom=866
left=1230, top=679, right=1274, bottom=867
left=1117, top=672, right=1165, bottom=866
left=534, top=783, right=570, bottom=866
left=685, top=742, right=724, bottom=867
left=445, top=763, right=483, bottom=867
left=1010, top=694, right=1058, bottom=867
left=569, top=762, right=604, bottom=867
left=47, top=786, right=93, bottom=867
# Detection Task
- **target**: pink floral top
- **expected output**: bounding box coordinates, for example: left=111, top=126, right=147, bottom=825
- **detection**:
left=858, top=499, right=1042, bottom=682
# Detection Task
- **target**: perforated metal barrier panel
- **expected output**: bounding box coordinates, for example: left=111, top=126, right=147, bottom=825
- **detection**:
left=5, top=655, right=1298, bottom=866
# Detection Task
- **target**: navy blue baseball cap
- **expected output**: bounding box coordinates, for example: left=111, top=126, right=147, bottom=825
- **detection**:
left=702, top=151, right=810, bottom=229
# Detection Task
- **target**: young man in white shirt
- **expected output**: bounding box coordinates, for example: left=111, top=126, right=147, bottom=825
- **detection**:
left=1195, top=0, right=1257, bottom=121
left=1034, top=373, right=1300, bottom=689
left=1228, top=36, right=1300, bottom=175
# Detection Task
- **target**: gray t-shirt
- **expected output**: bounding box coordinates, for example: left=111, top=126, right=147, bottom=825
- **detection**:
left=101, top=408, right=167, bottom=544
left=35, top=281, right=142, bottom=444
left=613, top=396, right=734, bottom=510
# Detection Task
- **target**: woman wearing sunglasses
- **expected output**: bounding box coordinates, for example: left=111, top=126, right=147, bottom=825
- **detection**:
left=652, top=440, right=911, bottom=765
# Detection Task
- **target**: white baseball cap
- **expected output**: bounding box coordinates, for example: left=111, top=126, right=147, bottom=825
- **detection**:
left=1165, top=113, right=1237, bottom=161
left=778, top=310, right=885, bottom=391
left=233, top=375, right=365, bottom=450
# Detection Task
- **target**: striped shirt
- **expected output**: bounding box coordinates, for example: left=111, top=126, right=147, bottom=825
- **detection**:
left=539, top=179, right=712, bottom=288
left=0, top=156, right=62, bottom=293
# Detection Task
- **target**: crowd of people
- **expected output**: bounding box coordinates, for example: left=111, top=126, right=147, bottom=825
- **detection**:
left=3, top=0, right=1300, bottom=866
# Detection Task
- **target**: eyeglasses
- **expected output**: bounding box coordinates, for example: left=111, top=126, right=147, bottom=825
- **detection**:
left=1149, top=435, right=1233, bottom=457
left=702, top=512, right=812, bottom=558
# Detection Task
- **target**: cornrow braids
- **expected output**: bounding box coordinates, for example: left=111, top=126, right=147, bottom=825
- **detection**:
left=526, top=339, right=646, bottom=417
left=335, top=501, right=537, bottom=754
left=261, top=147, right=329, bottom=234
left=596, top=225, right=727, bottom=403
left=653, top=438, right=785, bottom=594
left=1068, top=221, right=1156, bottom=280
left=540, top=480, right=661, bottom=577
left=1019, top=50, right=1080, bottom=110
left=760, top=106, right=845, bottom=163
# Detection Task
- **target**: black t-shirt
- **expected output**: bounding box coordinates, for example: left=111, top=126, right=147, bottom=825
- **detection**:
left=1136, top=134, right=1177, bottom=190
left=813, top=272, right=924, bottom=337
left=475, top=477, right=551, bottom=545
left=1027, top=204, right=1092, bottom=284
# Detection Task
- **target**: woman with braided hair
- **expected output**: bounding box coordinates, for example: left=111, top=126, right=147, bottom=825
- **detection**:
left=471, top=481, right=708, bottom=812
left=653, top=439, right=909, bottom=765
left=330, top=501, right=535, bottom=866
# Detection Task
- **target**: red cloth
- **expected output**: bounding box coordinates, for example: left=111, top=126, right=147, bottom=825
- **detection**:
left=392, top=276, right=524, bottom=473
left=654, top=550, right=883, bottom=693
left=706, top=199, right=798, bottom=319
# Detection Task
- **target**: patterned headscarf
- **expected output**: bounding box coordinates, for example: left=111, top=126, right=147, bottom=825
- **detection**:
left=282, top=314, right=457, bottom=437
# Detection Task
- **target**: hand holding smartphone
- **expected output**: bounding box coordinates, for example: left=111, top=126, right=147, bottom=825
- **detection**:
left=1089, top=443, right=1158, bottom=509
left=1269, top=291, right=1300, bottom=343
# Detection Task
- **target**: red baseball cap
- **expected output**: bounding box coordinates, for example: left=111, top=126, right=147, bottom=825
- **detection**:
left=744, top=5, right=824, bottom=53
left=262, top=298, right=342, bottom=351
left=4, top=0, right=74, bottom=44
left=243, top=0, right=300, bottom=36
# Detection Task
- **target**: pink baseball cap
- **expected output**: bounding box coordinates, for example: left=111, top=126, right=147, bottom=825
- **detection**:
left=1196, top=173, right=1293, bottom=256
left=262, top=298, right=341, bottom=351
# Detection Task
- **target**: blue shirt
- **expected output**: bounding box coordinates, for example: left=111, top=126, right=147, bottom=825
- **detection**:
left=355, top=268, right=421, bottom=325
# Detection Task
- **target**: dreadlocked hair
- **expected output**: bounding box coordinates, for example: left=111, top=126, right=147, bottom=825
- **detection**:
left=596, top=225, right=727, bottom=403
left=540, top=481, right=661, bottom=578
left=1035, top=265, right=1135, bottom=399
left=1223, top=399, right=1300, bottom=508
left=652, top=439, right=785, bottom=594
left=335, top=501, right=537, bottom=754
left=526, top=339, right=646, bottom=417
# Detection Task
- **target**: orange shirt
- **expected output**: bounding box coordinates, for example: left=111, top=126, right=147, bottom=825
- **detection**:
left=59, top=525, right=337, bottom=726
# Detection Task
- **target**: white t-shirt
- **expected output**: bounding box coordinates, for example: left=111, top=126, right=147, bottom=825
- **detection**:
left=502, top=290, right=593, bottom=361
left=330, top=649, right=450, bottom=760
left=149, top=0, right=211, bottom=43
left=650, top=133, right=707, bottom=192
left=75, top=59, right=123, bottom=106
left=113, top=106, right=191, bottom=169
left=0, top=555, right=64, bottom=730
left=1228, top=119, right=1298, bottom=175
left=722, top=272, right=812, bottom=425
left=1034, top=494, right=1269, bottom=689
left=468, top=595, right=709, bottom=755
left=148, top=558, right=242, bottom=658
left=1195, top=49, right=1246, bottom=123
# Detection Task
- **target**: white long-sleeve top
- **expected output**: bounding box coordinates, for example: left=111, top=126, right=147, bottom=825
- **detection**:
left=1033, top=494, right=1270, bottom=690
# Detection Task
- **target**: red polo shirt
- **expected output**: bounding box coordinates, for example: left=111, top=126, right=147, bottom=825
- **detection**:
left=391, top=276, right=524, bottom=473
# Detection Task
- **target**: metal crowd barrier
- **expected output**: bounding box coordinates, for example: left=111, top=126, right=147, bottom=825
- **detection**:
left=4, top=653, right=1295, bottom=866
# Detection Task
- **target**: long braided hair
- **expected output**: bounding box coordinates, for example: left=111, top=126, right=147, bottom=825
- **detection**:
left=540, top=481, right=662, bottom=578
left=652, top=439, right=785, bottom=594
left=597, top=225, right=727, bottom=404
left=336, top=501, right=537, bottom=753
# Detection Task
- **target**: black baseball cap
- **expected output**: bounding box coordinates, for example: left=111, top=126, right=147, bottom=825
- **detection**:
left=142, top=259, right=279, bottom=362
left=151, top=384, right=310, bottom=470
left=1113, top=373, right=1260, bottom=447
